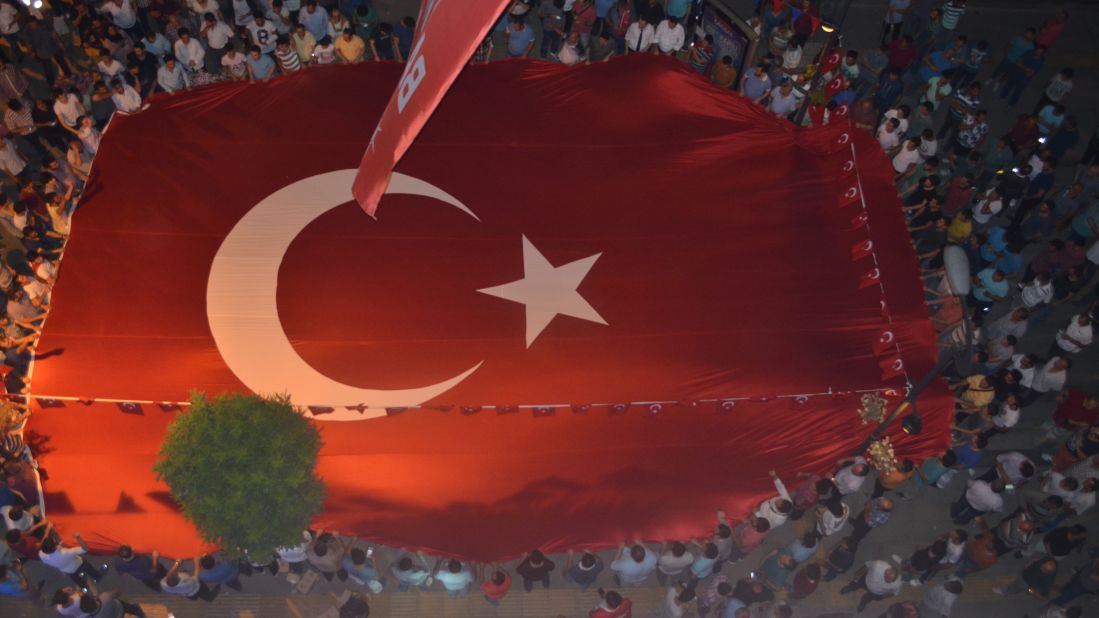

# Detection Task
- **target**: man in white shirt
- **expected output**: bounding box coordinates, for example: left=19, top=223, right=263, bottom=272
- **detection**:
left=0, top=137, right=25, bottom=181
left=840, top=559, right=902, bottom=613
left=654, top=17, right=685, bottom=55
left=833, top=456, right=870, bottom=496
left=173, top=29, right=206, bottom=72
left=754, top=470, right=793, bottom=529
left=816, top=500, right=850, bottom=537
left=1032, top=356, right=1070, bottom=394
left=1019, top=272, right=1054, bottom=308
left=53, top=89, right=84, bottom=130
left=950, top=478, right=1004, bottom=524
left=161, top=557, right=220, bottom=600
left=892, top=138, right=921, bottom=174
left=110, top=79, right=143, bottom=113
left=201, top=14, right=236, bottom=73
left=39, top=533, right=103, bottom=585
left=983, top=451, right=1035, bottom=487
left=100, top=0, right=139, bottom=34
left=769, top=80, right=797, bottom=118
left=609, top=542, right=657, bottom=586
left=624, top=17, right=654, bottom=53
left=921, top=578, right=963, bottom=617
left=157, top=56, right=189, bottom=93
left=971, top=188, right=1003, bottom=225
left=247, top=15, right=279, bottom=54
left=1009, top=353, right=1037, bottom=388
left=877, top=117, right=901, bottom=153
left=655, top=541, right=694, bottom=585
left=1054, top=313, right=1092, bottom=355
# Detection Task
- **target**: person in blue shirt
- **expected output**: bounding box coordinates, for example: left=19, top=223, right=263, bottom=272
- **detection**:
left=689, top=542, right=719, bottom=581
left=389, top=552, right=430, bottom=591
left=990, top=27, right=1036, bottom=90
left=1001, top=45, right=1046, bottom=106
left=434, top=558, right=474, bottom=598
left=971, top=267, right=1008, bottom=310
left=245, top=46, right=275, bottom=81
left=392, top=16, right=415, bottom=62
left=198, top=553, right=243, bottom=591
left=917, top=47, right=955, bottom=82
left=1070, top=202, right=1099, bottom=243
left=504, top=15, right=535, bottom=58
left=874, top=68, right=904, bottom=113
left=0, top=563, right=28, bottom=598
left=299, top=0, right=329, bottom=41
left=950, top=435, right=986, bottom=471
left=340, top=547, right=381, bottom=589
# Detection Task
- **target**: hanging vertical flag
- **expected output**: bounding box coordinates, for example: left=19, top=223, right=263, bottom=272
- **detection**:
left=351, top=0, right=512, bottom=216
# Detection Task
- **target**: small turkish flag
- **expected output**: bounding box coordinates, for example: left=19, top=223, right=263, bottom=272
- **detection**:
left=821, top=49, right=843, bottom=74
left=787, top=396, right=810, bottom=411
left=36, top=398, right=65, bottom=409
left=117, top=402, right=144, bottom=415
left=570, top=404, right=591, bottom=415
left=309, top=406, right=336, bottom=415
left=850, top=239, right=874, bottom=262
left=848, top=212, right=869, bottom=230
left=461, top=405, right=482, bottom=415
left=647, top=403, right=664, bottom=415
left=716, top=400, right=736, bottom=414
left=838, top=157, right=856, bottom=178
left=832, top=103, right=850, bottom=118
left=345, top=403, right=368, bottom=414
left=872, top=328, right=898, bottom=356
left=496, top=405, right=519, bottom=415
left=384, top=407, right=408, bottom=416
left=831, top=390, right=854, bottom=400
left=609, top=403, right=630, bottom=415
left=532, top=406, right=555, bottom=418
left=859, top=268, right=881, bottom=289
left=824, top=75, right=845, bottom=99
left=77, top=398, right=96, bottom=406
left=837, top=184, right=860, bottom=208
left=879, top=356, right=906, bottom=380
left=158, top=402, right=181, bottom=412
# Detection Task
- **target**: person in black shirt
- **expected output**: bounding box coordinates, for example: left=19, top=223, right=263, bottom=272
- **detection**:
left=127, top=43, right=160, bottom=98
left=821, top=537, right=857, bottom=582
left=516, top=549, right=555, bottom=591
left=1044, top=525, right=1087, bottom=560
left=115, top=544, right=167, bottom=591
left=905, top=539, right=946, bottom=584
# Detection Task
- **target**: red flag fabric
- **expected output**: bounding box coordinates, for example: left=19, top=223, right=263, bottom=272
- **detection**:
left=351, top=0, right=512, bottom=215
left=28, top=58, right=950, bottom=560
left=820, top=48, right=843, bottom=74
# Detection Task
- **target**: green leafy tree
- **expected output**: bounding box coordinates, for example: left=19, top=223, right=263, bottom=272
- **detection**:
left=154, top=393, right=325, bottom=556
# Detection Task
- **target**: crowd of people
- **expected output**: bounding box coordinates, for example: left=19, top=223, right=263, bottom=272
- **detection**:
left=0, top=0, right=1098, bottom=616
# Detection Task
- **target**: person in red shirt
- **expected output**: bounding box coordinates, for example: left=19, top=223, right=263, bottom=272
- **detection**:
left=1053, top=390, right=1099, bottom=430
left=590, top=588, right=632, bottom=618
left=1007, top=114, right=1041, bottom=155
left=1036, top=11, right=1068, bottom=48
left=955, top=532, right=998, bottom=577
left=887, top=35, right=918, bottom=73
left=944, top=174, right=974, bottom=215
left=477, top=563, right=511, bottom=607
left=5, top=519, right=49, bottom=558
left=728, top=516, right=770, bottom=561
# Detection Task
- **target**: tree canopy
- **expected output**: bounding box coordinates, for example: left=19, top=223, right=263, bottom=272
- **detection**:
left=154, top=393, right=325, bottom=556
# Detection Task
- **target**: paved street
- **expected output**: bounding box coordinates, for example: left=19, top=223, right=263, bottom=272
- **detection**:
left=5, top=1, right=1099, bottom=616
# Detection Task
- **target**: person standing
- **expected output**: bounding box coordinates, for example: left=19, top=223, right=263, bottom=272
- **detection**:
left=516, top=549, right=556, bottom=591
left=881, top=0, right=911, bottom=46
left=840, top=560, right=903, bottom=613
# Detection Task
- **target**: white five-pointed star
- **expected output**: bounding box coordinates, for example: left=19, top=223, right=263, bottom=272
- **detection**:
left=478, top=236, right=607, bottom=347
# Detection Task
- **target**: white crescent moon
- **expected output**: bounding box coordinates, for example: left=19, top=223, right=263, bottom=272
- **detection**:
left=207, top=169, right=482, bottom=422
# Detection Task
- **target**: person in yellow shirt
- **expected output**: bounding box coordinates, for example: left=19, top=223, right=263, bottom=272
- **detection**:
left=292, top=23, right=317, bottom=66
left=711, top=55, right=737, bottom=89
left=946, top=209, right=973, bottom=244
left=334, top=28, right=366, bottom=64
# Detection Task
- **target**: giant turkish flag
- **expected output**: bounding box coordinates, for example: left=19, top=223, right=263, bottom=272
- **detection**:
left=28, top=58, right=951, bottom=560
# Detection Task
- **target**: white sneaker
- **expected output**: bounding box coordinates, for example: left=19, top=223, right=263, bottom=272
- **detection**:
left=909, top=579, right=923, bottom=587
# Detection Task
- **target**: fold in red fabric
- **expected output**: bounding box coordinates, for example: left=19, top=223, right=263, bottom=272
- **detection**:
left=29, top=57, right=950, bottom=560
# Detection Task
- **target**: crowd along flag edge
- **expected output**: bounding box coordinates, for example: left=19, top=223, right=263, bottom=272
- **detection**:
left=352, top=0, right=513, bottom=215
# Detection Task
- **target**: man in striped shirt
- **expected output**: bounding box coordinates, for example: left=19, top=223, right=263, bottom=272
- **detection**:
left=941, top=1, right=967, bottom=33
left=275, top=35, right=302, bottom=73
